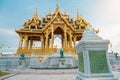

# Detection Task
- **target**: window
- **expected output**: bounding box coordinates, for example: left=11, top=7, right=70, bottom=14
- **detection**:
left=81, top=26, right=85, bottom=29
left=31, top=26, right=35, bottom=29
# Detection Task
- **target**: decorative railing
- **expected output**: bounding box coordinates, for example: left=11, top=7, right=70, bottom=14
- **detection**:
left=16, top=47, right=76, bottom=55
left=63, top=47, right=76, bottom=53
left=53, top=21, right=64, bottom=24
left=16, top=47, right=57, bottom=54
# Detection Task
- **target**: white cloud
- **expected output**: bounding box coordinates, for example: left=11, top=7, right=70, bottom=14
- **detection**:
left=89, top=0, right=120, bottom=53
left=0, top=28, right=17, bottom=37
left=0, top=28, right=19, bottom=48
left=98, top=20, right=120, bottom=53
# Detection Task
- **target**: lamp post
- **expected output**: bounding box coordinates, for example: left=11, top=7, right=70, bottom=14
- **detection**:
left=0, top=44, right=3, bottom=54
left=8, top=46, right=11, bottom=54
left=109, top=43, right=113, bottom=53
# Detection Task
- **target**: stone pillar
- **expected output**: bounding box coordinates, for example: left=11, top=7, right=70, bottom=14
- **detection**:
left=76, top=27, right=117, bottom=80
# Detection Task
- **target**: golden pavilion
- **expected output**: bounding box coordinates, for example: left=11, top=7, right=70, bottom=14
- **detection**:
left=15, top=1, right=96, bottom=56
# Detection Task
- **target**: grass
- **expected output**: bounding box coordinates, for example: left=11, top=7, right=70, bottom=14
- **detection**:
left=0, top=71, right=9, bottom=77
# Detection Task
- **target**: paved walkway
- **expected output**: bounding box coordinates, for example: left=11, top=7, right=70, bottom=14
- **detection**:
left=4, top=74, right=76, bottom=80
left=1, top=69, right=77, bottom=80
left=1, top=69, right=120, bottom=80
left=113, top=71, right=120, bottom=80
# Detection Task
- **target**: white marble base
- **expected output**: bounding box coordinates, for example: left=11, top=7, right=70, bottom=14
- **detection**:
left=18, top=60, right=25, bottom=69
left=29, top=53, right=78, bottom=68
left=59, top=58, right=66, bottom=68
left=75, top=72, right=118, bottom=80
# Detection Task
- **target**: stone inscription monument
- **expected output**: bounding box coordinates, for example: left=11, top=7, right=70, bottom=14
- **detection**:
left=76, top=27, right=117, bottom=80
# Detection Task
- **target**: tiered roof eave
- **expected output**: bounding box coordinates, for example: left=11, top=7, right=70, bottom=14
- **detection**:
left=16, top=1, right=90, bottom=34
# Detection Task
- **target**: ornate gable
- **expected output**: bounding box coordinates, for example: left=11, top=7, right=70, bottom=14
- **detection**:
left=42, top=3, right=75, bottom=33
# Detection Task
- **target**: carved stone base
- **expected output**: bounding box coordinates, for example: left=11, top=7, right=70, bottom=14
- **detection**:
left=18, top=60, right=25, bottom=69
left=59, top=58, right=66, bottom=68
left=75, top=72, right=118, bottom=80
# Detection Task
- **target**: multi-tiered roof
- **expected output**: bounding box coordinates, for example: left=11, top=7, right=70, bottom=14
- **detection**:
left=16, top=1, right=88, bottom=36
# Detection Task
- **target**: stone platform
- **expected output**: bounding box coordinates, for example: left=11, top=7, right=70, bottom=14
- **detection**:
left=29, top=53, right=78, bottom=69
left=0, top=53, right=78, bottom=70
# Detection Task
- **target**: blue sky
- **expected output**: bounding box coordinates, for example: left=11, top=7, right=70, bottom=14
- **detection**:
left=0, top=0, right=120, bottom=53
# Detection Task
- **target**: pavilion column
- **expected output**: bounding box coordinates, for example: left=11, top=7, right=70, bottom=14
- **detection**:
left=27, top=37, right=29, bottom=49
left=64, top=25, right=67, bottom=48
left=45, top=33, right=48, bottom=48
left=62, top=35, right=64, bottom=48
left=67, top=39, right=70, bottom=48
left=30, top=39, right=33, bottom=49
left=43, top=37, right=45, bottom=48
left=51, top=25, right=54, bottom=47
left=35, top=25, right=37, bottom=29
left=48, top=36, right=50, bottom=47
left=73, top=36, right=76, bottom=48
left=41, top=36, right=44, bottom=48
left=18, top=35, right=23, bottom=48
left=67, top=35, right=70, bottom=48
left=69, top=32, right=72, bottom=48
left=24, top=35, right=28, bottom=49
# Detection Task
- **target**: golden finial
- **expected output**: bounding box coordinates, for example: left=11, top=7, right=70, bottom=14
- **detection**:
left=64, top=8, right=66, bottom=15
left=76, top=9, right=80, bottom=20
left=95, top=29, right=99, bottom=33
left=77, top=9, right=79, bottom=16
left=56, top=0, right=59, bottom=9
left=33, top=3, right=38, bottom=19
left=88, top=23, right=93, bottom=29
left=89, top=23, right=99, bottom=33
left=55, top=0, right=60, bottom=13
left=49, top=8, right=51, bottom=14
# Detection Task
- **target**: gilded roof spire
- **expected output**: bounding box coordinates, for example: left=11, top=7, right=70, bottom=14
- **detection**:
left=55, top=0, right=60, bottom=13
left=49, top=8, right=51, bottom=14
left=77, top=9, right=80, bottom=20
left=33, top=3, right=38, bottom=19
left=64, top=8, right=66, bottom=15
left=56, top=0, right=59, bottom=10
